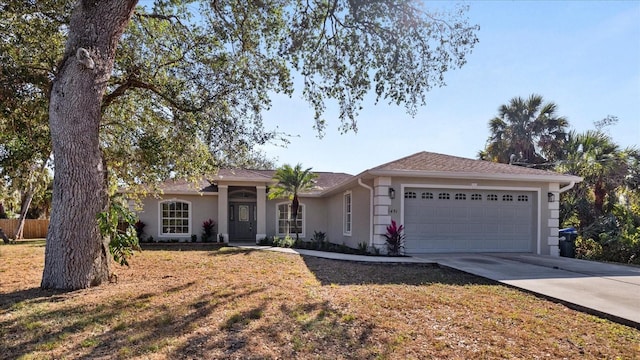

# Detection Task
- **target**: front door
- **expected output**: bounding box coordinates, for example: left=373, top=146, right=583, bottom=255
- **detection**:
left=229, top=202, right=256, bottom=241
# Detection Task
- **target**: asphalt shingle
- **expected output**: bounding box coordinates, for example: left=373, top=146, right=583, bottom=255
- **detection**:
left=370, top=151, right=574, bottom=177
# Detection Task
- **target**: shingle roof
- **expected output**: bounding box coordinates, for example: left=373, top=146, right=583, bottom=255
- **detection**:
left=369, top=151, right=578, bottom=179
left=153, top=151, right=580, bottom=195
left=157, top=179, right=217, bottom=193
left=215, top=169, right=274, bottom=180
left=157, top=170, right=353, bottom=195
left=304, top=172, right=353, bottom=195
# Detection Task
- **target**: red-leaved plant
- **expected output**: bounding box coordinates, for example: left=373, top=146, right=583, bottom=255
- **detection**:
left=384, top=220, right=405, bottom=256
left=202, top=219, right=216, bottom=242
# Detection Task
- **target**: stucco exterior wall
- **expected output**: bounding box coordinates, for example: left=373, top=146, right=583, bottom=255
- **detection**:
left=265, top=197, right=327, bottom=240
left=324, top=193, right=343, bottom=245
left=137, top=195, right=218, bottom=241
left=133, top=173, right=562, bottom=255
left=325, top=185, right=372, bottom=249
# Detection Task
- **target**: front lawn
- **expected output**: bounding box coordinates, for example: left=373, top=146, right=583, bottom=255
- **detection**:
left=0, top=242, right=638, bottom=359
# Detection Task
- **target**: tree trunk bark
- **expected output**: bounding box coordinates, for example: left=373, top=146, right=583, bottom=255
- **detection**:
left=42, top=1, right=137, bottom=290
left=593, top=179, right=606, bottom=215
left=14, top=189, right=35, bottom=240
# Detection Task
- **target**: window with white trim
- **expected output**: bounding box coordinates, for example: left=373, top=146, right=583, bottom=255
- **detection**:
left=517, top=195, right=529, bottom=202
left=471, top=194, right=482, bottom=200
left=276, top=203, right=304, bottom=237
left=454, top=193, right=466, bottom=200
left=502, top=194, right=514, bottom=202
left=344, top=192, right=352, bottom=235
left=487, top=194, right=498, bottom=201
left=160, top=200, right=191, bottom=235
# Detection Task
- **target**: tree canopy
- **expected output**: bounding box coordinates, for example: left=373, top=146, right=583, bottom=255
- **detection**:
left=558, top=128, right=640, bottom=225
left=2, top=0, right=480, bottom=192
left=479, top=94, right=640, bottom=263
left=0, top=1, right=60, bottom=235
left=2, top=0, right=480, bottom=289
left=480, top=94, right=568, bottom=166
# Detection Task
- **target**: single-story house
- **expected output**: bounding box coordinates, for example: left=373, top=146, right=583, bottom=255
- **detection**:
left=133, top=151, right=582, bottom=256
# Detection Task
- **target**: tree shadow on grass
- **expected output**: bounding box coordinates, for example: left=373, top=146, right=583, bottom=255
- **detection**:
left=302, top=255, right=496, bottom=286
left=140, top=243, right=265, bottom=257
left=170, top=299, right=378, bottom=359
left=207, top=246, right=264, bottom=257
left=0, top=280, right=268, bottom=359
left=4, top=239, right=47, bottom=247
left=140, top=243, right=225, bottom=252
left=0, top=287, right=70, bottom=311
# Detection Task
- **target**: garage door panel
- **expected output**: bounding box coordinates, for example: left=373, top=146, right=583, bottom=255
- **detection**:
left=434, top=207, right=452, bottom=218
left=484, top=223, right=500, bottom=233
left=451, top=207, right=468, bottom=218
left=468, top=207, right=485, bottom=218
left=501, top=223, right=517, bottom=234
left=435, top=223, right=451, bottom=233
left=404, top=188, right=535, bottom=254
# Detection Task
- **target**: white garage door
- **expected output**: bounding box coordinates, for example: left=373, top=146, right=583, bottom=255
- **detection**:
left=403, top=188, right=536, bottom=253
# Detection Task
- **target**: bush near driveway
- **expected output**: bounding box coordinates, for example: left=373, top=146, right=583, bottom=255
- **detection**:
left=1, top=242, right=638, bottom=359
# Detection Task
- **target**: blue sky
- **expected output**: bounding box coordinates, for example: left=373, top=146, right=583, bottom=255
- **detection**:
left=258, top=1, right=640, bottom=174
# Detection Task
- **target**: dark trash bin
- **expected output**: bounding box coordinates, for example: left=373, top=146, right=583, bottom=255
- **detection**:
left=0, top=227, right=9, bottom=244
left=558, top=227, right=577, bottom=258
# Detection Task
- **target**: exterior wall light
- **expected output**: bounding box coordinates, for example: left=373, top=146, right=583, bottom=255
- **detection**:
left=548, top=192, right=555, bottom=202
left=388, top=187, right=396, bottom=199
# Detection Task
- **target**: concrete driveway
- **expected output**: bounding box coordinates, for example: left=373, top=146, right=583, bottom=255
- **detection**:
left=414, top=253, right=640, bottom=329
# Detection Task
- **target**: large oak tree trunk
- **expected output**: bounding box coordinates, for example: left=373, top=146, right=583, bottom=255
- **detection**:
left=42, top=1, right=137, bottom=290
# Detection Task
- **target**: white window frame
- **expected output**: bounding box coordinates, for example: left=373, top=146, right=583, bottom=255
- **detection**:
left=343, top=191, right=352, bottom=236
left=275, top=202, right=305, bottom=238
left=158, top=199, right=192, bottom=238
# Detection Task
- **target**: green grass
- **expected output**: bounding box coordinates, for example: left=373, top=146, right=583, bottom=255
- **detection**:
left=1, top=243, right=638, bottom=359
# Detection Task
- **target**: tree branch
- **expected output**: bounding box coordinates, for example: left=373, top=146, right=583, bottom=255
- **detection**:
left=102, top=76, right=204, bottom=113
left=134, top=12, right=184, bottom=26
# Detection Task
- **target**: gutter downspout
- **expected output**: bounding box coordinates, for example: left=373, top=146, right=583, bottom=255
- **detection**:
left=358, top=178, right=374, bottom=247
left=559, top=181, right=576, bottom=193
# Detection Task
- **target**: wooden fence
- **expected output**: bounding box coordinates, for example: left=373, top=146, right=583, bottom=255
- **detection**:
left=0, top=219, right=49, bottom=239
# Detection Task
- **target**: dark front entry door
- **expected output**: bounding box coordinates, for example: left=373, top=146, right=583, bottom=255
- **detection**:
left=229, top=202, right=256, bottom=241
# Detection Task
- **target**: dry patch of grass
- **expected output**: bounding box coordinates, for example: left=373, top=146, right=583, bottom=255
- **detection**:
left=1, top=241, right=638, bottom=359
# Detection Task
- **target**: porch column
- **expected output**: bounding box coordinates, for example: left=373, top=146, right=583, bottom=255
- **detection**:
left=547, top=183, right=560, bottom=256
left=218, top=185, right=229, bottom=243
left=256, top=185, right=267, bottom=243
left=373, top=177, right=392, bottom=252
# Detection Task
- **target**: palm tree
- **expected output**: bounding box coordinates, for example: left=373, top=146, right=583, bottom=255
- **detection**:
left=559, top=130, right=635, bottom=217
left=482, top=94, right=569, bottom=166
left=268, top=164, right=318, bottom=240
